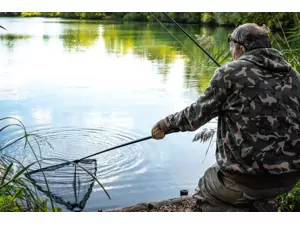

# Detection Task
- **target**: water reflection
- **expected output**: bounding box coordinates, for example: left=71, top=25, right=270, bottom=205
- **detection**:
left=32, top=107, right=53, bottom=125
left=100, top=23, right=231, bottom=93
left=0, top=34, right=31, bottom=52
left=1, top=19, right=232, bottom=94
left=60, top=25, right=100, bottom=52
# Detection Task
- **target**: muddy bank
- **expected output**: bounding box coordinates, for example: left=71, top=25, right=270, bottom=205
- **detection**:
left=103, top=196, right=280, bottom=212
left=104, top=196, right=201, bottom=212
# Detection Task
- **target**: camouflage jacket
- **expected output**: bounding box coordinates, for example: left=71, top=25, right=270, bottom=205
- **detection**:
left=164, top=48, right=300, bottom=175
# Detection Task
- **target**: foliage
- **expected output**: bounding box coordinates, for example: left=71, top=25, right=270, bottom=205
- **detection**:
left=149, top=12, right=202, bottom=24
left=0, top=156, right=59, bottom=211
left=0, top=165, right=62, bottom=212
left=1, top=12, right=299, bottom=30
left=270, top=22, right=300, bottom=71
left=0, top=117, right=57, bottom=211
left=273, top=22, right=300, bottom=211
left=21, top=12, right=41, bottom=17
left=201, top=13, right=216, bottom=25
left=276, top=181, right=300, bottom=212
left=123, top=12, right=148, bottom=21
left=217, top=12, right=297, bottom=30
left=107, top=12, right=127, bottom=20
left=0, top=117, right=109, bottom=211
left=0, top=34, right=31, bottom=40
left=0, top=12, right=21, bottom=17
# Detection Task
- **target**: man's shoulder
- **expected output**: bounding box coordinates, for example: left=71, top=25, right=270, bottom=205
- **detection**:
left=218, top=59, right=252, bottom=74
left=211, top=59, right=256, bottom=89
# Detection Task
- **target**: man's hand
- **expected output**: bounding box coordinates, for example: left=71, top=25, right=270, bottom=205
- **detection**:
left=151, top=119, right=169, bottom=140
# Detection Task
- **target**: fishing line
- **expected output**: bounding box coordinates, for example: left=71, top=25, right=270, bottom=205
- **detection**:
left=149, top=12, right=196, bottom=60
left=162, top=12, right=221, bottom=67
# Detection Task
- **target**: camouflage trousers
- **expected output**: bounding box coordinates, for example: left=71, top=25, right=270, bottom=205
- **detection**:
left=192, top=164, right=299, bottom=212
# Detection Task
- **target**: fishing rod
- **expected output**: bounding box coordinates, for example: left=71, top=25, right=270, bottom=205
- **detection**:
left=162, top=12, right=221, bottom=67
left=26, top=130, right=176, bottom=173
left=74, top=135, right=152, bottom=163
left=150, top=12, right=196, bottom=60
left=25, top=136, right=152, bottom=173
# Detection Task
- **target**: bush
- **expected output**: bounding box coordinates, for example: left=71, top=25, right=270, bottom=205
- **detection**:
left=276, top=181, right=300, bottom=212
left=201, top=13, right=216, bottom=25
left=21, top=12, right=41, bottom=17
left=123, top=13, right=148, bottom=21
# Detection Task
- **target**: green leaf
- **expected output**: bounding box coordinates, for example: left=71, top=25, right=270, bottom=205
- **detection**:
left=12, top=188, right=24, bottom=201
left=0, top=162, right=35, bottom=189
left=0, top=162, right=13, bottom=186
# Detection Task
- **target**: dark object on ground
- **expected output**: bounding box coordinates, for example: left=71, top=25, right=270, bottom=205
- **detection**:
left=180, top=190, right=188, bottom=196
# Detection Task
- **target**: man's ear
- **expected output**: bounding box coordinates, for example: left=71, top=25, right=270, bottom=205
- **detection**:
left=240, top=45, right=246, bottom=54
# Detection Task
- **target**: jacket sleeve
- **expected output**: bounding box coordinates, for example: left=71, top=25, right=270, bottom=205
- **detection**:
left=164, top=67, right=231, bottom=132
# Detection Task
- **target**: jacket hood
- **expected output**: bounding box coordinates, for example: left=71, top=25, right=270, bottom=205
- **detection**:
left=239, top=48, right=291, bottom=72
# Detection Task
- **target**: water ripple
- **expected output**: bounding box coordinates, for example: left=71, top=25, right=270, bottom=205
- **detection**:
left=3, top=126, right=150, bottom=193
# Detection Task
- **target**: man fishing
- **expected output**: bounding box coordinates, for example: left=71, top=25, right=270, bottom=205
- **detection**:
left=151, top=23, right=300, bottom=212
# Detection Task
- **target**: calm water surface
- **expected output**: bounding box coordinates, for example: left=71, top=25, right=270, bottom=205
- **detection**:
left=0, top=17, right=232, bottom=211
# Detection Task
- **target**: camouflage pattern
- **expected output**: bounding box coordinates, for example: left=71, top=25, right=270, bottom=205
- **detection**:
left=192, top=164, right=297, bottom=212
left=163, top=48, right=300, bottom=175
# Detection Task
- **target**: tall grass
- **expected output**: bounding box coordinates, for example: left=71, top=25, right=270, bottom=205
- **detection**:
left=270, top=15, right=300, bottom=72
left=271, top=22, right=300, bottom=211
left=0, top=117, right=110, bottom=212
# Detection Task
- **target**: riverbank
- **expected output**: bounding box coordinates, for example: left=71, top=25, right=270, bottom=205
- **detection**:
left=104, top=196, right=201, bottom=212
left=103, top=188, right=300, bottom=212
left=103, top=196, right=279, bottom=212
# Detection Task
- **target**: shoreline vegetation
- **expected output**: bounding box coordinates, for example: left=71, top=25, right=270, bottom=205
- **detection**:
left=0, top=12, right=299, bottom=30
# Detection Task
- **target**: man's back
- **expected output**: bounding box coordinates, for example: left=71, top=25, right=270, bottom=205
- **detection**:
left=217, top=48, right=300, bottom=175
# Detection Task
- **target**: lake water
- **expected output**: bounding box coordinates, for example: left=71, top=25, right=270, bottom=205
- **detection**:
left=0, top=17, right=232, bottom=211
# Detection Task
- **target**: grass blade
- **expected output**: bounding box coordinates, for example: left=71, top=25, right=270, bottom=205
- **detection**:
left=73, top=162, right=111, bottom=200
left=0, top=162, right=35, bottom=189
left=0, top=124, right=23, bottom=133
left=0, top=162, right=13, bottom=185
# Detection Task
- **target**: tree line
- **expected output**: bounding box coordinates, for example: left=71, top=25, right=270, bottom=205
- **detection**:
left=0, top=12, right=299, bottom=30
